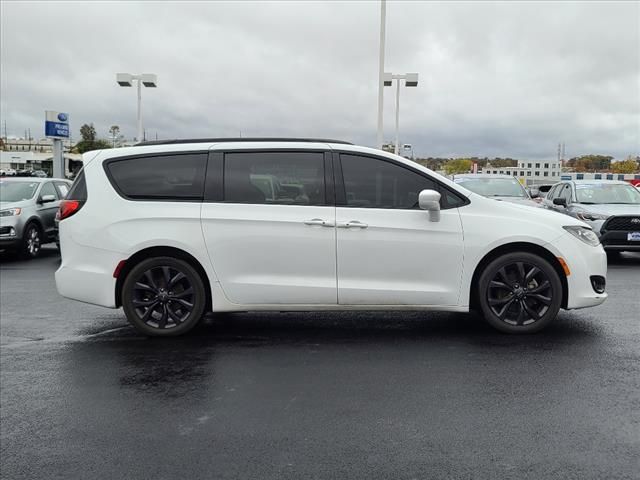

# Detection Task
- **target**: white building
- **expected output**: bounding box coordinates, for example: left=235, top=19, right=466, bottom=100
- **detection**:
left=480, top=160, right=562, bottom=186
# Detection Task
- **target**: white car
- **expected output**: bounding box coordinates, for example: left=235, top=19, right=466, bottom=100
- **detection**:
left=55, top=139, right=607, bottom=336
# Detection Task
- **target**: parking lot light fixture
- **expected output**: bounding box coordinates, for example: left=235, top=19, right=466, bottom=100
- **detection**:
left=116, top=73, right=158, bottom=141
left=384, top=72, right=418, bottom=154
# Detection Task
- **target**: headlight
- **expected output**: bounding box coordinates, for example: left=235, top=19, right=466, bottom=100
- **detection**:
left=0, top=208, right=21, bottom=217
left=575, top=210, right=608, bottom=222
left=563, top=226, right=600, bottom=247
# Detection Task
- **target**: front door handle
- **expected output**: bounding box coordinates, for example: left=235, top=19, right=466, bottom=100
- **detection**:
left=304, top=218, right=335, bottom=227
left=336, top=220, right=368, bottom=229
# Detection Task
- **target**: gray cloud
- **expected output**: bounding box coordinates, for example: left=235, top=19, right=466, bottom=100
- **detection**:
left=1, top=0, right=638, bottom=160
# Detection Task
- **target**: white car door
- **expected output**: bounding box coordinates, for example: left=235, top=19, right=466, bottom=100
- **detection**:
left=335, top=153, right=465, bottom=306
left=200, top=150, right=337, bottom=305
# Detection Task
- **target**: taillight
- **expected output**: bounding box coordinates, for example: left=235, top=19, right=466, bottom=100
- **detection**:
left=58, top=199, right=84, bottom=220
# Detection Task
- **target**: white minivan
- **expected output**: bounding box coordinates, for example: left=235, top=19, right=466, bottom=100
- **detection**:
left=55, top=139, right=607, bottom=336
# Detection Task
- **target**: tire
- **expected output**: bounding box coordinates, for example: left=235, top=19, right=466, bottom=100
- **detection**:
left=478, top=252, right=562, bottom=334
left=21, top=223, right=42, bottom=259
left=121, top=256, right=206, bottom=337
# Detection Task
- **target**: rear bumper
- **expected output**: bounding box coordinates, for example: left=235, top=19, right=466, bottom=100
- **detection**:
left=55, top=226, right=120, bottom=308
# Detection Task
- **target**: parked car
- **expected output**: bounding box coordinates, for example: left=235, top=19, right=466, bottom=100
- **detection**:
left=528, top=184, right=554, bottom=203
left=1, top=168, right=17, bottom=177
left=0, top=177, right=72, bottom=258
left=452, top=174, right=540, bottom=207
left=31, top=170, right=48, bottom=178
left=55, top=138, right=607, bottom=337
left=543, top=180, right=640, bottom=256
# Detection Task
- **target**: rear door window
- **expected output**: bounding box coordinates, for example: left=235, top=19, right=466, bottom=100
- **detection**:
left=105, top=153, right=207, bottom=200
left=224, top=151, right=326, bottom=205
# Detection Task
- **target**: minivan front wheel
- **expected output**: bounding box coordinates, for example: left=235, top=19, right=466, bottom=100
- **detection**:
left=122, top=256, right=206, bottom=336
left=478, top=252, right=562, bottom=334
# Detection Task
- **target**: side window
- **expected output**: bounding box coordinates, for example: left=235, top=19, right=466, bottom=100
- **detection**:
left=39, top=182, right=59, bottom=200
left=340, top=154, right=439, bottom=209
left=106, top=153, right=207, bottom=200
left=548, top=185, right=561, bottom=200
left=224, top=152, right=326, bottom=205
left=55, top=182, right=70, bottom=199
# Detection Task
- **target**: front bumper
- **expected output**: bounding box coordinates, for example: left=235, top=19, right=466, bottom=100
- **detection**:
left=545, top=232, right=608, bottom=310
left=0, top=216, right=24, bottom=249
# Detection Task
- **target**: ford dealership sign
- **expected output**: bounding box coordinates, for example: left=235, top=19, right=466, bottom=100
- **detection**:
left=45, top=110, right=69, bottom=138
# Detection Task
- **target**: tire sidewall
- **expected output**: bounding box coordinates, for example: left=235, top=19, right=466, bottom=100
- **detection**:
left=478, top=252, right=563, bottom=334
left=122, top=256, right=206, bottom=337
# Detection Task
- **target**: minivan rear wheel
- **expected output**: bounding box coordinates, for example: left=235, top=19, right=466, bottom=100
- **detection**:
left=122, top=256, right=206, bottom=336
left=478, top=252, right=562, bottom=334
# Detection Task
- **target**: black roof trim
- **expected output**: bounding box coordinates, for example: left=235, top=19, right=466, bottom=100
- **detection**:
left=136, top=137, right=353, bottom=146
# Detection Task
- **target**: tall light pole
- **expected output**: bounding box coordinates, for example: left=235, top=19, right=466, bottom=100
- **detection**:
left=376, top=0, right=386, bottom=149
left=383, top=72, right=418, bottom=154
left=116, top=73, right=158, bottom=142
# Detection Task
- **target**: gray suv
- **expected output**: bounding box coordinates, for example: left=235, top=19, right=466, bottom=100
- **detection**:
left=0, top=178, right=72, bottom=258
left=543, top=180, right=640, bottom=255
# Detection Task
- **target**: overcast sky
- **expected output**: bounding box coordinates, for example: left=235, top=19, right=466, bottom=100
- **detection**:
left=1, top=1, right=638, bottom=160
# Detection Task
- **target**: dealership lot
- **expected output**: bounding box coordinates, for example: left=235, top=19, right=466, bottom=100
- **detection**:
left=1, top=246, right=639, bottom=479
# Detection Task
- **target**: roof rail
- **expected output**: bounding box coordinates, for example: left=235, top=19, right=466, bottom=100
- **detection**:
left=135, top=137, right=353, bottom=146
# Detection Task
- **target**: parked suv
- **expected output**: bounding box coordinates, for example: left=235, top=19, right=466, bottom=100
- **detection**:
left=0, top=177, right=72, bottom=258
left=55, top=139, right=607, bottom=336
left=543, top=180, right=640, bottom=256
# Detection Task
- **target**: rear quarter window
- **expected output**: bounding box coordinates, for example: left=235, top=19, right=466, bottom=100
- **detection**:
left=105, top=153, right=207, bottom=200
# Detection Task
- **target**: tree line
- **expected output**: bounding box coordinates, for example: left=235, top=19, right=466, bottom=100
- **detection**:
left=413, top=154, right=639, bottom=175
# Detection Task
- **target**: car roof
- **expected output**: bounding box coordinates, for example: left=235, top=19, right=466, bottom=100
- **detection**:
left=136, top=137, right=353, bottom=146
left=454, top=174, right=517, bottom=179
left=560, top=179, right=630, bottom=185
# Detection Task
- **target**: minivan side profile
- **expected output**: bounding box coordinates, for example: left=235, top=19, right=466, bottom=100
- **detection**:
left=55, top=139, right=607, bottom=336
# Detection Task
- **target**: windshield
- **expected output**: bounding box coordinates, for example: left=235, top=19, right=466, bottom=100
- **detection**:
left=575, top=183, right=640, bottom=204
left=0, top=181, right=39, bottom=202
left=454, top=177, right=527, bottom=198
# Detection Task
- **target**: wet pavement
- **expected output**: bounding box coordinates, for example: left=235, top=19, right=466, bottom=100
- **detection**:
left=1, top=246, right=639, bottom=479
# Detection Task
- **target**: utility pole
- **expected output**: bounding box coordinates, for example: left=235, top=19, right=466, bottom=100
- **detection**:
left=376, top=0, right=386, bottom=149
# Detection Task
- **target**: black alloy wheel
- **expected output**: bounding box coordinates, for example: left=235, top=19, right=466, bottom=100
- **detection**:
left=122, top=257, right=206, bottom=336
left=22, top=224, right=42, bottom=259
left=478, top=252, right=562, bottom=333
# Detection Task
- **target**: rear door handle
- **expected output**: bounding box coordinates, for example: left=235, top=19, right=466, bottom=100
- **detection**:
left=304, top=218, right=335, bottom=227
left=336, top=220, right=368, bottom=229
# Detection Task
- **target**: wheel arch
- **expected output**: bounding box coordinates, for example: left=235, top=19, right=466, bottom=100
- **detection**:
left=23, top=216, right=44, bottom=237
left=114, top=246, right=213, bottom=312
left=469, top=242, right=569, bottom=311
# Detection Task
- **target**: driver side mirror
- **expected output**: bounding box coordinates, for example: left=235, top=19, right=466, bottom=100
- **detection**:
left=418, top=189, right=441, bottom=222
left=553, top=197, right=567, bottom=207
left=39, top=194, right=56, bottom=204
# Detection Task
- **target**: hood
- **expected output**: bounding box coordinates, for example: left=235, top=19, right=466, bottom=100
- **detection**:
left=0, top=199, right=33, bottom=210
left=492, top=196, right=541, bottom=208
left=575, top=203, right=640, bottom=217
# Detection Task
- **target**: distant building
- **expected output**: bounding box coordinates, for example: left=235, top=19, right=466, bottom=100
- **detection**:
left=480, top=160, right=562, bottom=186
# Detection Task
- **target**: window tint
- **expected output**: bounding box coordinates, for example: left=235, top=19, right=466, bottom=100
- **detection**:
left=106, top=154, right=206, bottom=200
left=341, top=154, right=440, bottom=209
left=224, top=152, right=325, bottom=205
left=39, top=182, right=58, bottom=200
left=67, top=171, right=87, bottom=201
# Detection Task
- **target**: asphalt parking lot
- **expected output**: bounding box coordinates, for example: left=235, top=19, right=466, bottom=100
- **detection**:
left=1, top=246, right=639, bottom=479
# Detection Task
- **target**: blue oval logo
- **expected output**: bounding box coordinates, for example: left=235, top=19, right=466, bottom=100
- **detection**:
left=57, top=113, right=68, bottom=122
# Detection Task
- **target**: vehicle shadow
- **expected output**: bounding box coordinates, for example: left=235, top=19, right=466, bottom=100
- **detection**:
left=0, top=245, right=59, bottom=265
